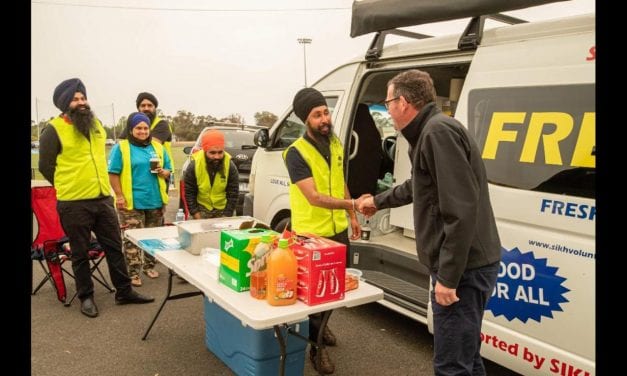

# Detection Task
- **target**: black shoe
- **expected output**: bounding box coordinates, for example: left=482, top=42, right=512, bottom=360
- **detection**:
left=80, top=296, right=99, bottom=318
left=115, top=289, right=155, bottom=305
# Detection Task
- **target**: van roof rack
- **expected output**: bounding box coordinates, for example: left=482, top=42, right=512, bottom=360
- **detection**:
left=208, top=121, right=265, bottom=130
left=351, top=0, right=564, bottom=60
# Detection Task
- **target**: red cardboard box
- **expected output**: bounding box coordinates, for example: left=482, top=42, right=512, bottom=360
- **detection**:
left=291, top=233, right=346, bottom=306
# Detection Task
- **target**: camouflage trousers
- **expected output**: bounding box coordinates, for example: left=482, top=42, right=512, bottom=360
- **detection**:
left=119, top=207, right=164, bottom=277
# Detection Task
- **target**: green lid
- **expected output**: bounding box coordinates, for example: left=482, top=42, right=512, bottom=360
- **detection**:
left=278, top=238, right=289, bottom=248
left=261, top=234, right=272, bottom=243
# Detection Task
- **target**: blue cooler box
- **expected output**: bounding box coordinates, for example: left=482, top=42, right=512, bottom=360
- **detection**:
left=203, top=297, right=309, bottom=376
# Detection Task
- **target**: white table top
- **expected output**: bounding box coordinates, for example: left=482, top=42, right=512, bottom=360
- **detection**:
left=125, top=226, right=384, bottom=330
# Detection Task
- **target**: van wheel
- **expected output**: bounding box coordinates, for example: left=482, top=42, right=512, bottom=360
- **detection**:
left=274, top=217, right=291, bottom=233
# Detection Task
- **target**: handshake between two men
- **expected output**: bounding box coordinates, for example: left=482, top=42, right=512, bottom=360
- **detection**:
left=354, top=194, right=377, bottom=218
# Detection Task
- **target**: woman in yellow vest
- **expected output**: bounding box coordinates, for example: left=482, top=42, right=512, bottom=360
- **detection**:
left=183, top=129, right=239, bottom=219
left=108, top=112, right=172, bottom=287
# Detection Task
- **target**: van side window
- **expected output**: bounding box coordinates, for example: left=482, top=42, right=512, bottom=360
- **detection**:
left=272, top=97, right=338, bottom=149
left=468, top=84, right=595, bottom=199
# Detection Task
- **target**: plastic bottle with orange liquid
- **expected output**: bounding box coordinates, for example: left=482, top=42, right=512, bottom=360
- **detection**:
left=249, top=234, right=273, bottom=299
left=266, top=238, right=297, bottom=306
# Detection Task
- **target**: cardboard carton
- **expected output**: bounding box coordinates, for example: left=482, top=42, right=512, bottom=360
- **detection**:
left=291, top=233, right=346, bottom=305
left=219, top=228, right=279, bottom=292
left=177, top=216, right=255, bottom=255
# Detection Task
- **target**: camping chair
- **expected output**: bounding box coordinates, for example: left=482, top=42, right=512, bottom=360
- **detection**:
left=31, top=186, right=114, bottom=306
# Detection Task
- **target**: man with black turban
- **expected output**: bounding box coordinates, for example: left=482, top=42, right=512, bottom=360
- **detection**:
left=122, top=92, right=175, bottom=190
left=282, top=87, right=361, bottom=374
left=39, top=78, right=155, bottom=318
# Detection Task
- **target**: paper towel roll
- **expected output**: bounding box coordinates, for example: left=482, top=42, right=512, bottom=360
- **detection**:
left=449, top=78, right=464, bottom=102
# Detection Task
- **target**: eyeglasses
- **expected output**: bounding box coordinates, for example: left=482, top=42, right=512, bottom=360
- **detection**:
left=383, top=96, right=400, bottom=109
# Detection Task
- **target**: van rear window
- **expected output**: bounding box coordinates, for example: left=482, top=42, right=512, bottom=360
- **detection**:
left=467, top=84, right=595, bottom=199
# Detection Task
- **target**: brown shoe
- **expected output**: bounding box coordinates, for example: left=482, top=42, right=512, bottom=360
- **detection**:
left=322, top=326, right=337, bottom=346
left=310, top=347, right=335, bottom=374
left=144, top=269, right=159, bottom=279
left=131, top=275, right=142, bottom=287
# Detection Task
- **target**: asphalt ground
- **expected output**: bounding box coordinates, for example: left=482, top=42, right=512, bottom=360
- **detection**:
left=30, top=188, right=519, bottom=376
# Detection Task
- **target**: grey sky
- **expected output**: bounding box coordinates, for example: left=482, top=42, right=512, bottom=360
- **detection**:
left=31, top=0, right=594, bottom=127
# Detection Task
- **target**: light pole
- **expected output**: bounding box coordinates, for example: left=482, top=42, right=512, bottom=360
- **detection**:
left=111, top=103, right=117, bottom=140
left=297, top=37, right=312, bottom=87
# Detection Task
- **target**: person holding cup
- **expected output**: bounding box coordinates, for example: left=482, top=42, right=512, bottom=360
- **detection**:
left=108, top=112, right=172, bottom=287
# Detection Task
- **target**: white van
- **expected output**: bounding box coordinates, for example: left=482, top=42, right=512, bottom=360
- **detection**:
left=245, top=1, right=595, bottom=374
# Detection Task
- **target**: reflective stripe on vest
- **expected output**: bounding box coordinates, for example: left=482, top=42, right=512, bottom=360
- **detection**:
left=50, top=116, right=111, bottom=201
left=118, top=140, right=169, bottom=210
left=192, top=150, right=231, bottom=210
left=283, top=136, right=348, bottom=237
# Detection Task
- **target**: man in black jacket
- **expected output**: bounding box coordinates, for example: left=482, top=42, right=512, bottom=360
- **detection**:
left=358, top=69, right=501, bottom=376
left=183, top=129, right=239, bottom=218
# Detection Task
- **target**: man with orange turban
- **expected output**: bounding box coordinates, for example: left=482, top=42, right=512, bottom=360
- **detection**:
left=183, top=129, right=239, bottom=219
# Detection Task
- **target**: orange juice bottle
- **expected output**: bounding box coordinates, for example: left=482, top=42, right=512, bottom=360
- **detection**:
left=249, top=234, right=272, bottom=299
left=266, top=238, right=297, bottom=306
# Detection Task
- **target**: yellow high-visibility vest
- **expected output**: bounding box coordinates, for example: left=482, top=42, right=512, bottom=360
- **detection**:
left=118, top=139, right=169, bottom=210
left=50, top=116, right=111, bottom=201
left=192, top=150, right=232, bottom=210
left=283, top=136, right=348, bottom=237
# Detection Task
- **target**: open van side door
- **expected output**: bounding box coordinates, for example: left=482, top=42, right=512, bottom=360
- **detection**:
left=250, top=63, right=360, bottom=230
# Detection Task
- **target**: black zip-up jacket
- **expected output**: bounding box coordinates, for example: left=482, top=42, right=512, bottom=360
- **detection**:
left=374, top=103, right=501, bottom=288
left=183, top=156, right=239, bottom=216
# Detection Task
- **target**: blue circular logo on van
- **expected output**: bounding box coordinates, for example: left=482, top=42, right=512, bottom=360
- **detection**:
left=486, top=247, right=569, bottom=323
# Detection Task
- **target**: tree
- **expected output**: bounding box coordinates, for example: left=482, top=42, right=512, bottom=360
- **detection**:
left=219, top=113, right=245, bottom=125
left=254, top=111, right=278, bottom=128
left=31, top=118, right=52, bottom=140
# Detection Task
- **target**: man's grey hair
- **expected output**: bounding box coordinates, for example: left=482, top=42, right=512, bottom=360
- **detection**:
left=388, top=69, right=437, bottom=110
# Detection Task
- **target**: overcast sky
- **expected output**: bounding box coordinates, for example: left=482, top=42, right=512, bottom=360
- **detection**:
left=31, top=0, right=595, bottom=127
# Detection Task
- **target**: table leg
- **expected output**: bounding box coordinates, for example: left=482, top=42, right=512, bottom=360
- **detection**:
left=282, top=310, right=333, bottom=376
left=273, top=325, right=287, bottom=376
left=142, top=268, right=203, bottom=340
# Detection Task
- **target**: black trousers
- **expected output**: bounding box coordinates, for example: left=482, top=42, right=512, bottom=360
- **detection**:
left=430, top=262, right=499, bottom=376
left=57, top=197, right=131, bottom=301
left=309, top=229, right=350, bottom=343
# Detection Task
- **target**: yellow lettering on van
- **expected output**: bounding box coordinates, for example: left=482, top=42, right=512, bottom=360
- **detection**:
left=520, top=113, right=573, bottom=165
left=482, top=112, right=526, bottom=160
left=570, top=112, right=595, bottom=168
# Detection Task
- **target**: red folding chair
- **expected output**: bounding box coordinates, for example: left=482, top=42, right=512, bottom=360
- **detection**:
left=31, top=186, right=114, bottom=306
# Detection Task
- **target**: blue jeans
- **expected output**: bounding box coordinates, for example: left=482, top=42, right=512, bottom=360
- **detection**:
left=430, top=262, right=499, bottom=376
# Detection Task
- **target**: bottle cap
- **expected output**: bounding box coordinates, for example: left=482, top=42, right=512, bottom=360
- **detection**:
left=278, top=238, right=289, bottom=248
left=261, top=234, right=272, bottom=243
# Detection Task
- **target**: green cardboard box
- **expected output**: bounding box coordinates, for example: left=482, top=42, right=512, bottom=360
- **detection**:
left=219, top=228, right=279, bottom=292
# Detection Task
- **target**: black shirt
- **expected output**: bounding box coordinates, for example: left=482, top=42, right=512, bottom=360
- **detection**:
left=285, top=133, right=331, bottom=184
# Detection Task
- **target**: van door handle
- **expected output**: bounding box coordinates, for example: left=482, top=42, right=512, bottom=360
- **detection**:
left=349, top=130, right=359, bottom=160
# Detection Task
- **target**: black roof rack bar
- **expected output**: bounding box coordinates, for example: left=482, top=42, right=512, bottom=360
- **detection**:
left=458, top=12, right=527, bottom=51
left=207, top=121, right=265, bottom=130
left=458, top=16, right=486, bottom=50
left=487, top=13, right=527, bottom=25
left=366, top=29, right=432, bottom=61
left=365, top=12, right=527, bottom=60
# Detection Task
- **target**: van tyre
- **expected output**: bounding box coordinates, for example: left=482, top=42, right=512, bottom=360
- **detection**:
left=274, top=217, right=291, bottom=233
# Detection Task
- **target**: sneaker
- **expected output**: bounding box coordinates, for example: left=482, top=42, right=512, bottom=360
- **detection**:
left=131, top=275, right=142, bottom=287
left=310, top=347, right=335, bottom=374
left=322, top=326, right=337, bottom=346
